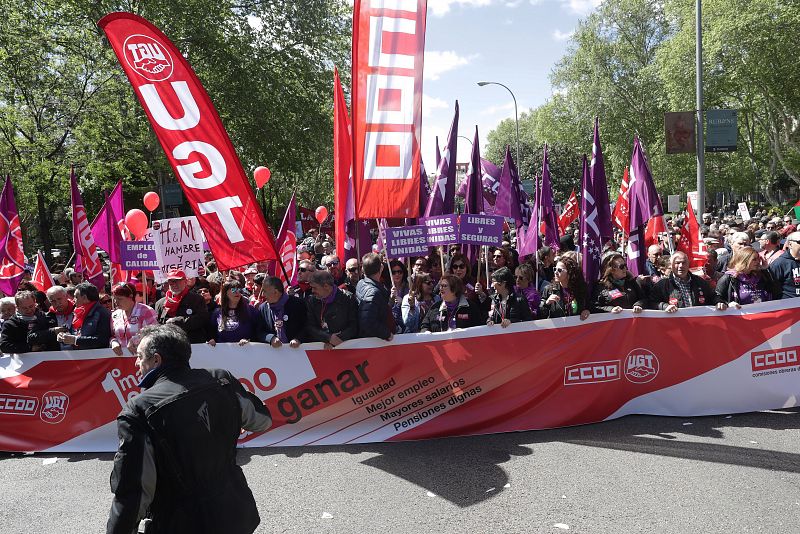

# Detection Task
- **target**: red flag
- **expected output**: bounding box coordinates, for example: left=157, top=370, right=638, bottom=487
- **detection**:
left=644, top=215, right=667, bottom=248
left=99, top=13, right=278, bottom=270
left=333, top=68, right=352, bottom=261
left=612, top=166, right=630, bottom=236
left=273, top=195, right=298, bottom=286
left=0, top=176, right=26, bottom=295
left=678, top=196, right=707, bottom=268
left=32, top=251, right=54, bottom=292
left=351, top=0, right=427, bottom=218
left=558, top=189, right=580, bottom=235
left=70, top=167, right=105, bottom=289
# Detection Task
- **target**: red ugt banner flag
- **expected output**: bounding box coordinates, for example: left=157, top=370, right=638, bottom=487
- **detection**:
left=351, top=0, right=427, bottom=218
left=558, top=189, right=579, bottom=235
left=98, top=12, right=278, bottom=270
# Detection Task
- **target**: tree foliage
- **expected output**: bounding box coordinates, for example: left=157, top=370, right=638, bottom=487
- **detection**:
left=0, top=0, right=351, bottom=260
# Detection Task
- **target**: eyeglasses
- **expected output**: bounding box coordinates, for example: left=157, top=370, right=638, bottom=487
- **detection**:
left=493, top=254, right=503, bottom=258
left=612, top=264, right=626, bottom=270
left=324, top=260, right=340, bottom=267
left=346, top=267, right=359, bottom=273
left=452, top=263, right=466, bottom=269
left=299, top=267, right=311, bottom=273
left=439, top=284, right=450, bottom=290
left=554, top=267, right=566, bottom=273
left=229, top=287, right=243, bottom=294
left=391, top=269, right=403, bottom=275
left=100, top=298, right=112, bottom=304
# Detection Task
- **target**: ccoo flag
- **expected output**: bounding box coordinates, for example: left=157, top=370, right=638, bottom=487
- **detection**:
left=626, top=137, right=664, bottom=275
left=558, top=189, right=580, bottom=236
left=590, top=117, right=613, bottom=243
left=31, top=250, right=55, bottom=292
left=351, top=0, right=427, bottom=218
left=580, top=155, right=602, bottom=294
left=99, top=12, right=278, bottom=270
left=494, top=146, right=531, bottom=227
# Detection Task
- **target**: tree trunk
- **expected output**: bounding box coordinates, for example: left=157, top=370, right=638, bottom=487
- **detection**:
left=37, top=191, right=55, bottom=264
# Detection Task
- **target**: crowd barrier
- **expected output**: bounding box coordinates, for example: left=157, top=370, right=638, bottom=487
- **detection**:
left=1, top=299, right=798, bottom=452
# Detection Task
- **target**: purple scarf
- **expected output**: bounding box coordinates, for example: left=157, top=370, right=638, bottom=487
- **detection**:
left=444, top=300, right=458, bottom=330
left=269, top=293, right=290, bottom=343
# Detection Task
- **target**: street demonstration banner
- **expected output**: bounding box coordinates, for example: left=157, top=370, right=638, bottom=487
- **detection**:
left=1, top=300, right=799, bottom=452
left=99, top=13, right=278, bottom=270
left=351, top=0, right=427, bottom=218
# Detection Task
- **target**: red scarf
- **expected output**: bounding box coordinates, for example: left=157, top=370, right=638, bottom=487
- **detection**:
left=72, top=301, right=96, bottom=331
left=49, top=299, right=75, bottom=317
left=299, top=281, right=311, bottom=293
left=164, top=287, right=189, bottom=317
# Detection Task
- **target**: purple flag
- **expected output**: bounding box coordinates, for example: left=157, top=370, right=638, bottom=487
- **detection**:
left=494, top=146, right=531, bottom=227
left=456, top=157, right=500, bottom=206
left=89, top=180, right=125, bottom=263
left=626, top=136, right=664, bottom=275
left=435, top=136, right=441, bottom=170
left=70, top=167, right=105, bottom=289
left=424, top=101, right=458, bottom=217
left=406, top=159, right=431, bottom=226
left=462, top=126, right=483, bottom=264
left=590, top=118, right=613, bottom=243
left=0, top=176, right=26, bottom=295
left=580, top=154, right=602, bottom=293
left=343, top=175, right=372, bottom=261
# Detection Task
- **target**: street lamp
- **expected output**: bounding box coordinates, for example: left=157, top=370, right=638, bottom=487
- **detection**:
left=458, top=135, right=473, bottom=147
left=477, top=80, right=520, bottom=169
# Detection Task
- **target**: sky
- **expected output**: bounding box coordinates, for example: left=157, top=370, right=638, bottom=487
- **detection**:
left=420, top=0, right=601, bottom=168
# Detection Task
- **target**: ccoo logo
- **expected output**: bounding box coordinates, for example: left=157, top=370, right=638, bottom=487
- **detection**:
left=123, top=34, right=173, bottom=82
left=624, top=349, right=659, bottom=384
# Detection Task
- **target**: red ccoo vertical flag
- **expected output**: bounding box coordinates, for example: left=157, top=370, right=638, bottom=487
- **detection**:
left=32, top=251, right=55, bottom=292
left=351, top=0, right=427, bottom=218
left=612, top=166, right=630, bottom=236
left=558, top=189, right=580, bottom=236
left=678, top=196, right=707, bottom=268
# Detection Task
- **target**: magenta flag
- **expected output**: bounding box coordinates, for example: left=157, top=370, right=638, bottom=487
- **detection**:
left=626, top=137, right=664, bottom=275
left=89, top=180, right=125, bottom=263
left=424, top=101, right=458, bottom=217
left=580, top=154, right=602, bottom=294
left=435, top=136, right=441, bottom=170
left=274, top=194, right=298, bottom=286
left=494, top=146, right=531, bottom=227
left=70, top=167, right=105, bottom=289
left=539, top=145, right=561, bottom=251
left=0, top=176, right=26, bottom=295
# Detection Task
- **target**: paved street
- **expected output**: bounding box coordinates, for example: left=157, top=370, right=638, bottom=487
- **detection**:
left=2, top=409, right=799, bottom=533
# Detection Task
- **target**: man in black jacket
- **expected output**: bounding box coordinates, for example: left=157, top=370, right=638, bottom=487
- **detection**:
left=305, top=270, right=358, bottom=348
left=355, top=253, right=394, bottom=341
left=154, top=269, right=209, bottom=344
left=650, top=252, right=727, bottom=312
left=257, top=276, right=306, bottom=348
left=0, top=290, right=58, bottom=353
left=768, top=232, right=800, bottom=299
left=106, top=324, right=271, bottom=534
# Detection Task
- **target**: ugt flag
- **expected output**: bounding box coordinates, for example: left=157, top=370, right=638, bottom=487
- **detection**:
left=0, top=176, right=25, bottom=295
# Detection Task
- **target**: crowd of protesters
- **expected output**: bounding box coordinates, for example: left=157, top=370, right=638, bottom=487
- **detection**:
left=0, top=206, right=798, bottom=356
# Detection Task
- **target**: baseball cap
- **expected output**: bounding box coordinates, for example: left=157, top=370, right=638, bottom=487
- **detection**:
left=166, top=268, right=187, bottom=280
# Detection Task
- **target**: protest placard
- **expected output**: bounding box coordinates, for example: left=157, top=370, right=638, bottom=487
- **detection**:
left=419, top=215, right=459, bottom=246
left=458, top=214, right=504, bottom=247
left=384, top=225, right=428, bottom=258
left=119, top=241, right=158, bottom=270
left=150, top=216, right=206, bottom=282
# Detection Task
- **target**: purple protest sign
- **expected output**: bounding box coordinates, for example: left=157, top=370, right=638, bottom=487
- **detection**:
left=385, top=225, right=428, bottom=258
left=420, top=214, right=459, bottom=247
left=458, top=214, right=504, bottom=247
left=119, top=241, right=158, bottom=270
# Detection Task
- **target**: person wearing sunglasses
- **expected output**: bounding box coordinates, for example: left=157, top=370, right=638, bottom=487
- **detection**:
left=539, top=257, right=590, bottom=320
left=208, top=280, right=259, bottom=346
left=420, top=274, right=483, bottom=333
left=291, top=259, right=316, bottom=299
left=591, top=254, right=646, bottom=314
left=401, top=273, right=440, bottom=333
left=487, top=267, right=533, bottom=327
left=322, top=254, right=347, bottom=286
left=768, top=231, right=800, bottom=299
left=340, top=258, right=362, bottom=294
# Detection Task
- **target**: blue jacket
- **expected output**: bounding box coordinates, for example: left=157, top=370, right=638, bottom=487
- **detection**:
left=355, top=277, right=393, bottom=340
left=74, top=302, right=112, bottom=350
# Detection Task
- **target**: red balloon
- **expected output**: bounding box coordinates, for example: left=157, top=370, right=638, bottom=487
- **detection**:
left=314, top=205, right=328, bottom=225
left=143, top=191, right=160, bottom=212
left=125, top=209, right=149, bottom=239
left=254, top=166, right=271, bottom=189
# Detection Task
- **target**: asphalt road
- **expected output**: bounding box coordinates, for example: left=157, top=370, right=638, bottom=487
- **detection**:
left=2, top=409, right=799, bottom=533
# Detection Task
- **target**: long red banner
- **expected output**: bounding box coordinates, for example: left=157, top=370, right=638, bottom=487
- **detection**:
left=351, top=0, right=426, bottom=218
left=1, top=301, right=798, bottom=452
left=98, top=12, right=278, bottom=270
